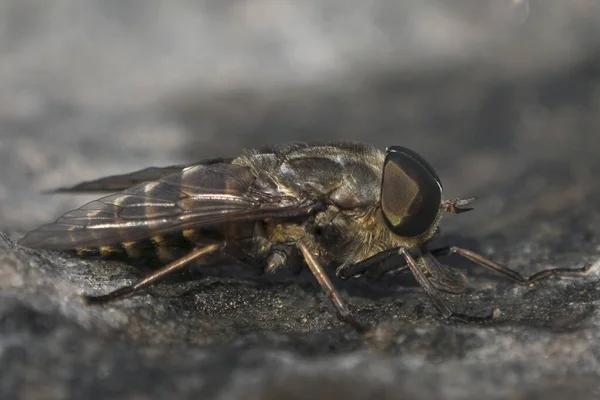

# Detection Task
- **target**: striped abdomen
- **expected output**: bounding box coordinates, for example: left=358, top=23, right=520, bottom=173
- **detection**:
left=74, top=228, right=220, bottom=266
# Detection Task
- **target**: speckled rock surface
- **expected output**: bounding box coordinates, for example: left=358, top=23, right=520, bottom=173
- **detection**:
left=1, top=1, right=600, bottom=399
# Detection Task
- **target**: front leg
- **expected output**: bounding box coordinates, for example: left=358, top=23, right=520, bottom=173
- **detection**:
left=402, top=248, right=495, bottom=322
left=430, top=246, right=590, bottom=283
left=336, top=247, right=409, bottom=280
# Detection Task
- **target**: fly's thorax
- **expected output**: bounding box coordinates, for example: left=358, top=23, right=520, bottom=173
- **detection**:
left=234, top=142, right=385, bottom=205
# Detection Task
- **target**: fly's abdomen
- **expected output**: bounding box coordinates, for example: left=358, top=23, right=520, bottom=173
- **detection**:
left=73, top=228, right=220, bottom=266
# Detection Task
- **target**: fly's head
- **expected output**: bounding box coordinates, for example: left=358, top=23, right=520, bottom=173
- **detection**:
left=379, top=146, right=475, bottom=246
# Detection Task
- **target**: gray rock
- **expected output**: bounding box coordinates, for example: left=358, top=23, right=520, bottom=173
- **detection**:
left=1, top=1, right=600, bottom=399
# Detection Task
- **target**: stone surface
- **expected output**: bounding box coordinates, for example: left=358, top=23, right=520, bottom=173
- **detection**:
left=1, top=1, right=600, bottom=399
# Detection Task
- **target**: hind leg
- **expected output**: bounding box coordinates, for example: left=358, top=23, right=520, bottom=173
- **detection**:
left=83, top=243, right=222, bottom=304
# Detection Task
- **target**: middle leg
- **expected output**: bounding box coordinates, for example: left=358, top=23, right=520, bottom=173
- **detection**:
left=297, top=239, right=364, bottom=330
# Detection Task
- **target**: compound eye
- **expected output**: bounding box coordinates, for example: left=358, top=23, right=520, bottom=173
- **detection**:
left=381, top=147, right=442, bottom=237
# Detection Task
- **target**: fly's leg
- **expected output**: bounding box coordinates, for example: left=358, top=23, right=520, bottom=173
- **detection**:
left=400, top=248, right=494, bottom=322
left=297, top=240, right=364, bottom=331
left=82, top=243, right=222, bottom=305
left=430, top=246, right=590, bottom=284
left=366, top=263, right=410, bottom=280
left=336, top=247, right=404, bottom=279
left=400, top=248, right=452, bottom=318
left=264, top=245, right=301, bottom=274
left=224, top=242, right=265, bottom=274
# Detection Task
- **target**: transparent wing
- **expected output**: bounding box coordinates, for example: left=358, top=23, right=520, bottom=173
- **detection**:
left=20, top=163, right=316, bottom=249
left=49, top=158, right=234, bottom=193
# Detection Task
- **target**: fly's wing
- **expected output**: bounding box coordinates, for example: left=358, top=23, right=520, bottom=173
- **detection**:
left=50, top=158, right=234, bottom=193
left=20, top=163, right=317, bottom=250
left=50, top=166, right=188, bottom=193
left=422, top=252, right=468, bottom=294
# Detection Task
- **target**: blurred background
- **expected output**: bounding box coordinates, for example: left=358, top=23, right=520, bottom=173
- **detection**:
left=0, top=0, right=599, bottom=246
left=2, top=2, right=600, bottom=398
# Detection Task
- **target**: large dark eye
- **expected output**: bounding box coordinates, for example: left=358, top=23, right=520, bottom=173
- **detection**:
left=380, top=146, right=442, bottom=237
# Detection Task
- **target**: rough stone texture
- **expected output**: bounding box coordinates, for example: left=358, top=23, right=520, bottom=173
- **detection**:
left=1, top=1, right=600, bottom=399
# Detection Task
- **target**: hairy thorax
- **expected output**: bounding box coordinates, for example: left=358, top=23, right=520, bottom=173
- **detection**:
left=233, top=142, right=443, bottom=270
